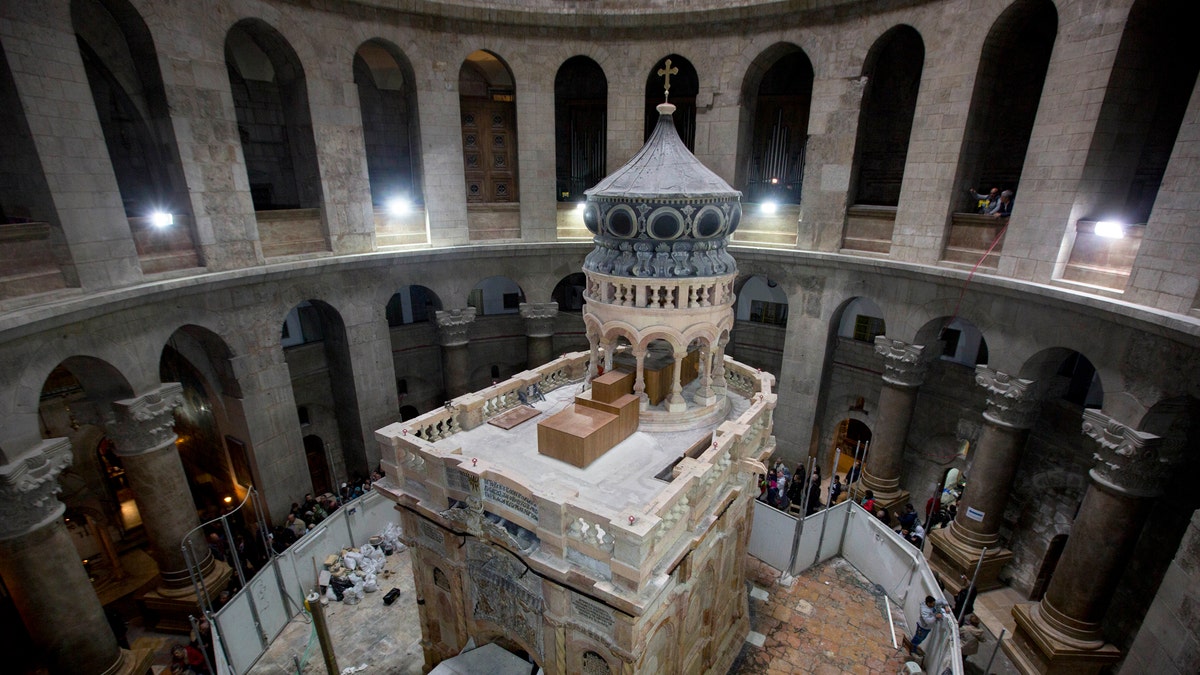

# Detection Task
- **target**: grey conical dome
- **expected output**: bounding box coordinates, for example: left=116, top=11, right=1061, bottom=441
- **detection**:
left=582, top=104, right=741, bottom=279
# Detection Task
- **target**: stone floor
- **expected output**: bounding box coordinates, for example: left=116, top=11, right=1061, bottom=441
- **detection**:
left=244, top=548, right=423, bottom=675
left=730, top=556, right=912, bottom=675
left=118, top=547, right=1023, bottom=675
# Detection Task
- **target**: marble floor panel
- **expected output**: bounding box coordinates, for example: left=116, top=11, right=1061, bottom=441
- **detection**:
left=243, top=548, right=423, bottom=675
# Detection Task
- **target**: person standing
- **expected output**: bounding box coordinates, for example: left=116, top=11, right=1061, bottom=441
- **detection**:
left=903, top=595, right=949, bottom=656
left=959, top=614, right=986, bottom=665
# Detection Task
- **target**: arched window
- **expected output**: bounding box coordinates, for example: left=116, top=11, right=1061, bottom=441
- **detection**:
left=354, top=40, right=422, bottom=207
left=954, top=0, right=1057, bottom=209
left=740, top=47, right=813, bottom=205
left=459, top=51, right=518, bottom=204
left=849, top=27, right=924, bottom=207
left=555, top=56, right=607, bottom=202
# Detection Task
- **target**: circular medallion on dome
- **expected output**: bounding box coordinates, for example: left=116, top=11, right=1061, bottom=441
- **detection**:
left=583, top=203, right=600, bottom=234
left=605, top=205, right=638, bottom=238
left=727, top=203, right=742, bottom=234
left=647, top=206, right=684, bottom=240
left=693, top=205, right=725, bottom=238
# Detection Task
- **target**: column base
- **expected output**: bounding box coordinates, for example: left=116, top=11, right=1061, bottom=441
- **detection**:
left=927, top=527, right=1013, bottom=594
left=848, top=484, right=909, bottom=514
left=137, top=560, right=233, bottom=633
left=115, top=646, right=157, bottom=675
left=1002, top=603, right=1121, bottom=675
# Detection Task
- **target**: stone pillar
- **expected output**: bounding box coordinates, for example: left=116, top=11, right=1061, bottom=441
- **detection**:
left=520, top=302, right=558, bottom=369
left=2, top=0, right=143, bottom=290
left=666, top=346, right=687, bottom=412
left=1005, top=409, right=1175, bottom=675
left=857, top=337, right=933, bottom=510
left=586, top=328, right=600, bottom=381
left=711, top=335, right=728, bottom=393
left=600, top=336, right=615, bottom=373
left=693, top=342, right=717, bottom=406
left=929, top=367, right=1040, bottom=593
left=632, top=348, right=648, bottom=403
left=0, top=438, right=127, bottom=675
left=107, top=384, right=229, bottom=612
left=435, top=308, right=476, bottom=399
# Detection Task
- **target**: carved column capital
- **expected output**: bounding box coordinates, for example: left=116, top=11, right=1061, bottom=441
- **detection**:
left=108, top=383, right=183, bottom=456
left=0, top=438, right=73, bottom=539
left=874, top=337, right=933, bottom=388
left=975, top=367, right=1040, bottom=429
left=519, top=302, right=558, bottom=338
left=1082, top=409, right=1171, bottom=498
left=434, top=307, right=476, bottom=347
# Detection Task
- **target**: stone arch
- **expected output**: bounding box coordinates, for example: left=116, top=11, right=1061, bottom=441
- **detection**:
left=1074, top=0, right=1199, bottom=226
left=848, top=24, right=924, bottom=207
left=280, top=299, right=368, bottom=481
left=354, top=38, right=423, bottom=207
left=1018, top=347, right=1103, bottom=409
left=460, top=50, right=519, bottom=205
left=639, top=619, right=676, bottom=672
left=555, top=55, right=607, bottom=201
left=161, top=325, right=245, bottom=513
left=71, top=0, right=193, bottom=232
left=387, top=285, right=443, bottom=326
left=952, top=0, right=1057, bottom=210
left=469, top=276, right=525, bottom=316
left=225, top=18, right=324, bottom=213
left=834, top=296, right=887, bottom=343
left=913, top=315, right=989, bottom=368
left=734, top=43, right=813, bottom=200
left=551, top=273, right=587, bottom=313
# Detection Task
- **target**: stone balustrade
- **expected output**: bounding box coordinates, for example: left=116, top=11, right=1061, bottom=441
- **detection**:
left=585, top=271, right=734, bottom=310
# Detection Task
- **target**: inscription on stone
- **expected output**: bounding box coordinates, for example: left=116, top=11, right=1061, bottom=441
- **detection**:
left=447, top=468, right=472, bottom=494
left=419, top=520, right=446, bottom=551
left=572, top=595, right=615, bottom=632
left=483, top=479, right=538, bottom=522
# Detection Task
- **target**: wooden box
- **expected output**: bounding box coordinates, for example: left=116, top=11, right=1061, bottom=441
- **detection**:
left=592, top=369, right=634, bottom=403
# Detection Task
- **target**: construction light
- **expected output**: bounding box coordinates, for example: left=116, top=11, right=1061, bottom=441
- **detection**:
left=386, top=197, right=412, bottom=216
left=760, top=201, right=778, bottom=215
left=150, top=211, right=174, bottom=228
left=1094, top=221, right=1125, bottom=239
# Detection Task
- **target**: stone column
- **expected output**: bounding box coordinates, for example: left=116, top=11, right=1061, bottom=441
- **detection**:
left=0, top=438, right=127, bottom=675
left=107, top=384, right=229, bottom=607
left=857, top=337, right=933, bottom=510
left=632, top=348, right=648, bottom=403
left=435, top=308, right=476, bottom=399
left=600, top=336, right=616, bottom=373
left=929, top=367, right=1040, bottom=593
left=1005, top=410, right=1175, bottom=675
left=711, top=335, right=728, bottom=393
left=520, top=302, right=558, bottom=369
left=666, top=346, right=687, bottom=412
left=586, top=328, right=601, bottom=381
left=693, top=342, right=717, bottom=406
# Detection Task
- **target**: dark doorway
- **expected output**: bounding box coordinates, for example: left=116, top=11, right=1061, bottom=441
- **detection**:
left=1030, top=533, right=1068, bottom=601
left=304, top=434, right=332, bottom=496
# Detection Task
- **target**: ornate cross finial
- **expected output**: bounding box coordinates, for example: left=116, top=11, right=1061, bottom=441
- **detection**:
left=657, top=59, right=679, bottom=102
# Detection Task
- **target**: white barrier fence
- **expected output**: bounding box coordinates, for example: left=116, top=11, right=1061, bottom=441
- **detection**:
left=211, top=490, right=401, bottom=675
left=749, top=499, right=962, bottom=675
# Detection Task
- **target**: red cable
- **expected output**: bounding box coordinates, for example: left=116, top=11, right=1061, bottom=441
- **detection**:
left=946, top=221, right=1009, bottom=332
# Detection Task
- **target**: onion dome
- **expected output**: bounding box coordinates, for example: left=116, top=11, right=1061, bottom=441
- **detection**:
left=582, top=103, right=741, bottom=279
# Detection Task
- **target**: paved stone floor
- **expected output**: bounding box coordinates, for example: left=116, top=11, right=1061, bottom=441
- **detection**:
left=729, top=556, right=911, bottom=675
